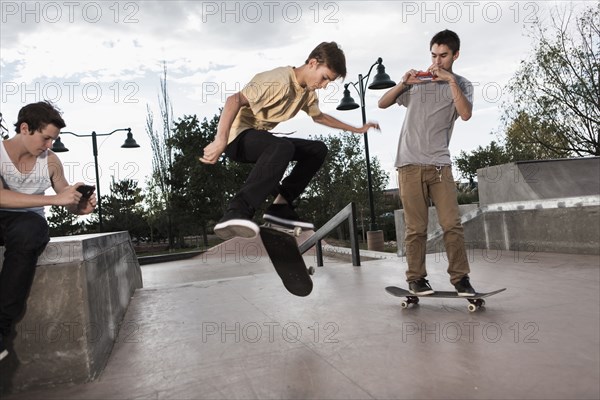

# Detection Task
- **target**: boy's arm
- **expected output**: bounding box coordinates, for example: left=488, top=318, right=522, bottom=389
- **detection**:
left=447, top=77, right=472, bottom=120
left=378, top=70, right=419, bottom=109
left=430, top=67, right=472, bottom=120
left=0, top=186, right=75, bottom=209
left=312, top=112, right=379, bottom=133
left=0, top=152, right=81, bottom=210
left=48, top=152, right=96, bottom=215
left=200, top=92, right=249, bottom=164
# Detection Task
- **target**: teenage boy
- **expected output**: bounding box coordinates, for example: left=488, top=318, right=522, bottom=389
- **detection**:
left=378, top=30, right=476, bottom=296
left=200, top=42, right=379, bottom=240
left=0, top=101, right=97, bottom=361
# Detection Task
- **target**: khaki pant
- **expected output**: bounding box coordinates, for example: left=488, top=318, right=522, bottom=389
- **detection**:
left=398, top=165, right=470, bottom=285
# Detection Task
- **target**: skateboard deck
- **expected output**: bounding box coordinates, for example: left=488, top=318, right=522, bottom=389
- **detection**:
left=260, top=226, right=314, bottom=297
left=385, top=286, right=506, bottom=312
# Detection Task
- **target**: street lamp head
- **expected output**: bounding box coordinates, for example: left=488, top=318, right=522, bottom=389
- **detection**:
left=121, top=128, right=140, bottom=148
left=368, top=58, right=396, bottom=90
left=51, top=136, right=69, bottom=152
left=336, top=84, right=360, bottom=111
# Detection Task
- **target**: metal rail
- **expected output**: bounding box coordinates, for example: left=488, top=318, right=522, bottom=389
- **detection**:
left=298, top=202, right=360, bottom=267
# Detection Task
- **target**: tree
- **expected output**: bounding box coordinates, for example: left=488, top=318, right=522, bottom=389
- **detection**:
left=502, top=112, right=571, bottom=161
left=454, top=141, right=509, bottom=187
left=47, top=205, right=82, bottom=236
left=168, top=113, right=252, bottom=246
left=101, top=178, right=148, bottom=240
left=145, top=62, right=175, bottom=247
left=502, top=3, right=599, bottom=156
left=301, top=133, right=389, bottom=239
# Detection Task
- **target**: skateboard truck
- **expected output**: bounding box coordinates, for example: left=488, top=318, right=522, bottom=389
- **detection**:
left=262, top=222, right=303, bottom=238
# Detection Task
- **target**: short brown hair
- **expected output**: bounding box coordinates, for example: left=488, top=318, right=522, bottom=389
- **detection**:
left=305, top=42, right=347, bottom=79
left=430, top=29, right=461, bottom=54
left=14, top=101, right=66, bottom=134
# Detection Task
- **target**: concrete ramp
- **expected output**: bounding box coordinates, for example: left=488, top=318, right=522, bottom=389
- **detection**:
left=477, top=157, right=600, bottom=206
left=4, top=250, right=599, bottom=399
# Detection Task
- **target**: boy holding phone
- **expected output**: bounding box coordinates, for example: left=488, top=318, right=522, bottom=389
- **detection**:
left=378, top=30, right=476, bottom=297
left=0, top=101, right=97, bottom=361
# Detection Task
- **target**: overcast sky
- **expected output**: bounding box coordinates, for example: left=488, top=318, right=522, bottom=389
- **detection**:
left=0, top=0, right=589, bottom=196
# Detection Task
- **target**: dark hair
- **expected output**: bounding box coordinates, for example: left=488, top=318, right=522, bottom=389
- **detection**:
left=305, top=42, right=347, bottom=78
left=430, top=29, right=461, bottom=54
left=14, top=101, right=66, bottom=134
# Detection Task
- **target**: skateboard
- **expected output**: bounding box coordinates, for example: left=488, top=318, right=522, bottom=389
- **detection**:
left=385, top=286, right=506, bottom=312
left=259, top=226, right=315, bottom=297
left=262, top=222, right=303, bottom=237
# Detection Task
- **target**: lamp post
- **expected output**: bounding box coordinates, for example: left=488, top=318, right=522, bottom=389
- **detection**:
left=337, top=58, right=395, bottom=248
left=51, top=128, right=140, bottom=232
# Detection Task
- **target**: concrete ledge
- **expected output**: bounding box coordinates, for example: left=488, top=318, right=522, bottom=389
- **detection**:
left=0, top=232, right=143, bottom=394
left=477, top=157, right=600, bottom=206
left=137, top=250, right=204, bottom=265
left=421, top=197, right=600, bottom=256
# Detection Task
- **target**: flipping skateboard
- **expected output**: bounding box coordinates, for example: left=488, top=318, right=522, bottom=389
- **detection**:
left=260, top=226, right=315, bottom=297
left=385, top=286, right=506, bottom=312
left=262, top=222, right=303, bottom=237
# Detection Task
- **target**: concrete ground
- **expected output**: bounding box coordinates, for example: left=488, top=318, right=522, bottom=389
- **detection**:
left=4, top=238, right=600, bottom=399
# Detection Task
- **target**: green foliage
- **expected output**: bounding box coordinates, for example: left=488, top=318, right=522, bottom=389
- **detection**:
left=301, top=133, right=389, bottom=238
left=101, top=178, right=148, bottom=240
left=47, top=205, right=82, bottom=236
left=167, top=113, right=252, bottom=239
left=454, top=141, right=510, bottom=185
left=502, top=112, right=571, bottom=161
left=502, top=3, right=600, bottom=156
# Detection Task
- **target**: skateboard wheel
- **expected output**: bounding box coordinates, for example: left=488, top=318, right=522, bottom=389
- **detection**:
left=468, top=303, right=477, bottom=312
left=307, top=266, right=315, bottom=275
left=401, top=301, right=409, bottom=309
left=293, top=227, right=302, bottom=237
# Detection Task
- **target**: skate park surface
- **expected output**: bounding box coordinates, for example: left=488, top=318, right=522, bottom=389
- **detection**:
left=4, top=235, right=600, bottom=400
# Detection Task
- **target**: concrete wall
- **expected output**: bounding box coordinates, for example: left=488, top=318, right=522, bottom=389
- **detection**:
left=395, top=158, right=600, bottom=257
left=425, top=197, right=600, bottom=256
left=0, top=232, right=143, bottom=394
left=477, top=157, right=600, bottom=206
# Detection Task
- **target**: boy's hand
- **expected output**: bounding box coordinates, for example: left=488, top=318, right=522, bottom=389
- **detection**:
left=55, top=185, right=84, bottom=206
left=355, top=122, right=380, bottom=133
left=76, top=192, right=97, bottom=215
left=427, top=64, right=453, bottom=82
left=402, top=69, right=424, bottom=85
left=200, top=138, right=227, bottom=164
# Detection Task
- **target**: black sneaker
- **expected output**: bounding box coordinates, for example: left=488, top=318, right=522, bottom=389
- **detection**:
left=0, top=336, right=8, bottom=362
left=408, top=278, right=434, bottom=295
left=454, top=276, right=476, bottom=297
left=214, top=209, right=259, bottom=240
left=263, top=204, right=314, bottom=230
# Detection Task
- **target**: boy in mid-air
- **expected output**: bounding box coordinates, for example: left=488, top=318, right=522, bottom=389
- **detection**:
left=201, top=42, right=379, bottom=240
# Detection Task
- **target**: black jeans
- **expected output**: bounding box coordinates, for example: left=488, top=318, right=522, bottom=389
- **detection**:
left=0, top=211, right=49, bottom=337
left=224, top=129, right=328, bottom=212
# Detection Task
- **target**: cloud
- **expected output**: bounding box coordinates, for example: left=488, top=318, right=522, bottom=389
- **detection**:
left=1, top=0, right=590, bottom=190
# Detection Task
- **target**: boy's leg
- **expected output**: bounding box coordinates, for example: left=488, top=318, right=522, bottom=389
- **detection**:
left=263, top=137, right=328, bottom=229
left=398, top=165, right=430, bottom=283
left=427, top=166, right=472, bottom=288
left=0, top=211, right=50, bottom=343
left=216, top=130, right=296, bottom=238
left=276, top=137, right=328, bottom=204
left=224, top=130, right=296, bottom=211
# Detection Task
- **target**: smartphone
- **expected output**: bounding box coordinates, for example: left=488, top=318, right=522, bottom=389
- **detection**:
left=76, top=185, right=95, bottom=199
left=416, top=71, right=434, bottom=81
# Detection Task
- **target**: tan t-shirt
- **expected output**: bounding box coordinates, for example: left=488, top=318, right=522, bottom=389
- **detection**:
left=228, top=66, right=322, bottom=144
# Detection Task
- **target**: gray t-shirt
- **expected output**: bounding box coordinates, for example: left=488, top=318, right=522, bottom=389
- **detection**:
left=394, top=74, right=473, bottom=167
